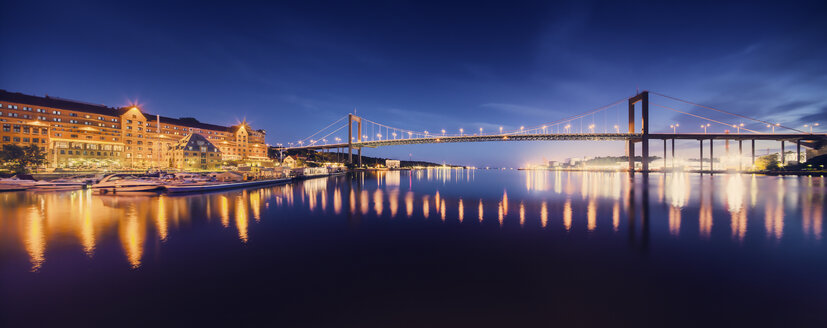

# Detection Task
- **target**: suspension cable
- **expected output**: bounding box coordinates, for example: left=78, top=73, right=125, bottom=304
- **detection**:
left=298, top=115, right=347, bottom=143
left=650, top=91, right=806, bottom=133
left=652, top=103, right=761, bottom=133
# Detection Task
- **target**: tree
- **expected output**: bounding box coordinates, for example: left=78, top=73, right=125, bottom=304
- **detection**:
left=754, top=154, right=780, bottom=171
left=0, top=144, right=47, bottom=174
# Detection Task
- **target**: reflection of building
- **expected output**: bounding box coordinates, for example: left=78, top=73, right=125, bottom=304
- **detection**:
left=167, top=134, right=222, bottom=170
left=386, top=159, right=400, bottom=169
left=0, top=89, right=268, bottom=169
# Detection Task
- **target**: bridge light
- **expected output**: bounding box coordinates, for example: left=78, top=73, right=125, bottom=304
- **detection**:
left=441, top=129, right=446, bottom=136
left=499, top=126, right=503, bottom=134
left=459, top=128, right=463, bottom=136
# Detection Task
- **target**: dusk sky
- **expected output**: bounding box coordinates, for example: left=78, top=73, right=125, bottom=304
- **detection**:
left=2, top=0, right=825, bottom=166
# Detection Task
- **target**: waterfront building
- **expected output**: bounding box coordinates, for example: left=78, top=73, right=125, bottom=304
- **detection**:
left=386, top=159, right=400, bottom=169
left=0, top=89, right=268, bottom=169
left=167, top=133, right=222, bottom=170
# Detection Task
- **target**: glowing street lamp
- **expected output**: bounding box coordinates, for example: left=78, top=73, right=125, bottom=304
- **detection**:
left=520, top=126, right=524, bottom=134
left=804, top=123, right=819, bottom=133
left=614, top=124, right=620, bottom=133
left=588, top=124, right=595, bottom=133
left=701, top=123, right=710, bottom=134
left=392, top=132, right=397, bottom=139
left=542, top=125, right=547, bottom=134
left=733, top=123, right=743, bottom=134
left=441, top=129, right=446, bottom=136
left=407, top=131, right=412, bottom=138
left=479, top=127, right=483, bottom=135
left=564, top=124, right=571, bottom=134
left=499, top=126, right=503, bottom=134
left=766, top=123, right=779, bottom=134
left=459, top=128, right=463, bottom=136
left=424, top=131, right=429, bottom=137
left=670, top=123, right=679, bottom=133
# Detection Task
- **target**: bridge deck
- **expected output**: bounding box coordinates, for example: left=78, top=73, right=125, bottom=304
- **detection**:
left=282, top=133, right=826, bottom=151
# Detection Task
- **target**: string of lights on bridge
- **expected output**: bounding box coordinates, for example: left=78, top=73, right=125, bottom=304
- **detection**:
left=280, top=92, right=820, bottom=148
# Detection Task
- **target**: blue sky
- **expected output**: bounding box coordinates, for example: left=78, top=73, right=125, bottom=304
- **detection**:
left=1, top=0, right=825, bottom=166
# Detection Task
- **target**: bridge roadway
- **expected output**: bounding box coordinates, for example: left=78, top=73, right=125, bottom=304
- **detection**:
left=281, top=132, right=827, bottom=151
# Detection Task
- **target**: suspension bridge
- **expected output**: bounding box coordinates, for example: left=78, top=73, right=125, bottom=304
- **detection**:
left=276, top=91, right=826, bottom=171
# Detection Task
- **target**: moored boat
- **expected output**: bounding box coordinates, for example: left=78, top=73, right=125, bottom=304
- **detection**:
left=0, top=175, right=38, bottom=188
left=91, top=174, right=163, bottom=193
left=32, top=177, right=88, bottom=190
left=164, top=178, right=291, bottom=193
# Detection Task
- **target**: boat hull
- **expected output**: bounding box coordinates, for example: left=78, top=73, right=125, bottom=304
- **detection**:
left=165, top=178, right=291, bottom=193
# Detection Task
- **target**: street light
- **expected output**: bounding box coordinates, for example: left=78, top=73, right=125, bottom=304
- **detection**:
left=441, top=129, right=446, bottom=136
left=392, top=132, right=397, bottom=139
left=520, top=126, right=524, bottom=134
left=701, top=123, right=710, bottom=134
left=459, top=128, right=463, bottom=136
left=564, top=124, right=571, bottom=134
left=376, top=133, right=382, bottom=140
left=407, top=131, right=412, bottom=138
left=804, top=123, right=819, bottom=133
left=499, top=126, right=503, bottom=134
left=588, top=124, right=595, bottom=133
left=670, top=123, right=679, bottom=133
left=479, top=127, right=483, bottom=135
left=614, top=125, right=619, bottom=133
left=542, top=125, right=547, bottom=134
left=767, top=123, right=779, bottom=133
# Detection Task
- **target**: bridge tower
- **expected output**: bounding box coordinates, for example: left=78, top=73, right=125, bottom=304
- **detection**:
left=348, top=114, right=362, bottom=166
left=627, top=91, right=650, bottom=172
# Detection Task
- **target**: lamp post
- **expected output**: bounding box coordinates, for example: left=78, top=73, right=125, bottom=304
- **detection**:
left=614, top=125, right=619, bottom=133
left=804, top=123, right=819, bottom=133
left=588, top=124, right=595, bottom=133
left=701, top=123, right=710, bottom=134
left=459, top=128, right=463, bottom=136
left=766, top=123, right=779, bottom=133
left=542, top=125, right=547, bottom=134
left=441, top=129, right=446, bottom=136
left=670, top=123, right=679, bottom=133
left=479, top=127, right=483, bottom=135
left=520, top=126, right=524, bottom=134
left=392, top=132, right=397, bottom=139
left=564, top=124, right=571, bottom=134
left=499, top=126, right=503, bottom=134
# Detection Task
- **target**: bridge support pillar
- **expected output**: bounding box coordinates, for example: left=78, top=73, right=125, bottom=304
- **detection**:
left=709, top=139, right=714, bottom=173
left=671, top=138, right=675, bottom=168
left=738, top=140, right=743, bottom=171
left=629, top=91, right=649, bottom=172
left=699, top=140, right=703, bottom=172
left=751, top=140, right=755, bottom=167
left=797, top=140, right=801, bottom=164
left=348, top=114, right=362, bottom=165
left=663, top=140, right=667, bottom=171
left=781, top=140, right=785, bottom=165
left=628, top=140, right=635, bottom=172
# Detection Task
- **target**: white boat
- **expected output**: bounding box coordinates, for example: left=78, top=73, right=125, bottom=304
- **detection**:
left=33, top=178, right=88, bottom=190
left=165, top=178, right=291, bottom=193
left=91, top=174, right=163, bottom=193
left=0, top=185, right=28, bottom=192
left=0, top=175, right=37, bottom=188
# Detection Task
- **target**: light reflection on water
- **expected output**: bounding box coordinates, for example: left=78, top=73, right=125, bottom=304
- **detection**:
left=0, top=169, right=824, bottom=272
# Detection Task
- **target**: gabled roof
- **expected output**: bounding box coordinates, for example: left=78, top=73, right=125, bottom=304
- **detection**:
left=171, top=133, right=220, bottom=152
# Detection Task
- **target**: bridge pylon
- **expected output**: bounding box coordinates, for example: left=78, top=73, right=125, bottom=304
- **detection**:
left=628, top=91, right=650, bottom=172
left=348, top=114, right=362, bottom=166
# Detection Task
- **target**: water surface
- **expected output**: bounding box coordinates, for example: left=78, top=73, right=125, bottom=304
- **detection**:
left=1, top=170, right=825, bottom=326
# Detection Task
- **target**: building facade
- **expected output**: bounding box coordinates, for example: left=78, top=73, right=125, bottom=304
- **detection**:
left=167, top=133, right=222, bottom=170
left=0, top=89, right=268, bottom=170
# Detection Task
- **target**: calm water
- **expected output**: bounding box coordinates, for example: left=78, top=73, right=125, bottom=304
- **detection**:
left=1, top=170, right=825, bottom=327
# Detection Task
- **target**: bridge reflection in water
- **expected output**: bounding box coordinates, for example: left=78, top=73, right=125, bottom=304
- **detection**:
left=0, top=169, right=824, bottom=272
